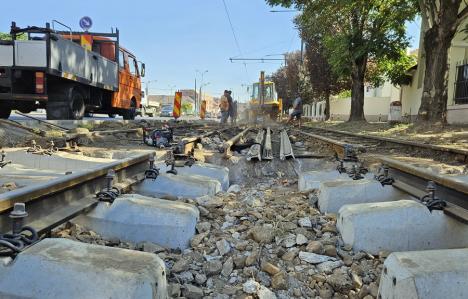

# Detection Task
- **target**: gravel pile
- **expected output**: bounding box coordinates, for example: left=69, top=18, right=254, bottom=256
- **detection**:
left=54, top=176, right=385, bottom=299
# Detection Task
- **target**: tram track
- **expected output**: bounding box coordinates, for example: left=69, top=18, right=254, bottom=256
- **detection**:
left=295, top=126, right=468, bottom=223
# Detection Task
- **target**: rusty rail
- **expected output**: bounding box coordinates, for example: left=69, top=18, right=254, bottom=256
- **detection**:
left=307, top=126, right=468, bottom=161
left=223, top=127, right=252, bottom=158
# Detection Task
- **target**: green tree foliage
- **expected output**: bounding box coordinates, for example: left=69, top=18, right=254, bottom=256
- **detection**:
left=267, top=0, right=418, bottom=121
left=270, top=51, right=303, bottom=109
left=0, top=32, right=26, bottom=40
left=304, top=36, right=351, bottom=120
left=181, top=102, right=193, bottom=114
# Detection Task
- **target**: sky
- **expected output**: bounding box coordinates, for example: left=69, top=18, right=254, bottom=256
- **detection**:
left=1, top=0, right=421, bottom=102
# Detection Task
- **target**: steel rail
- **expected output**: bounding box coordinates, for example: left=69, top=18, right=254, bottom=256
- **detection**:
left=177, top=127, right=234, bottom=155
left=295, top=127, right=468, bottom=223
left=247, top=129, right=265, bottom=161
left=262, top=127, right=273, bottom=160
left=223, top=127, right=252, bottom=158
left=305, top=126, right=468, bottom=161
left=294, top=129, right=366, bottom=159
left=13, top=111, right=70, bottom=131
left=280, top=130, right=295, bottom=160
left=377, top=156, right=468, bottom=223
left=0, top=152, right=153, bottom=234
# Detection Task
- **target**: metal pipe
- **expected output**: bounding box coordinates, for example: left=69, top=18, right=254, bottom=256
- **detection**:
left=262, top=127, right=273, bottom=160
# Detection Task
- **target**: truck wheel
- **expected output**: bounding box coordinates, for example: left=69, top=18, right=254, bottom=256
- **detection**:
left=70, top=89, right=85, bottom=120
left=47, top=86, right=85, bottom=120
left=0, top=104, right=12, bottom=119
left=123, top=99, right=136, bottom=120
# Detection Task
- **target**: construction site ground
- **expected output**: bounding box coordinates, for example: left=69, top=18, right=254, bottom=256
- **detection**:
left=0, top=119, right=467, bottom=299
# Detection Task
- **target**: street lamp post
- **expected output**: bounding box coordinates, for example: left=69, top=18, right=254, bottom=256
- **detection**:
left=195, top=70, right=208, bottom=113
left=200, top=82, right=210, bottom=110
left=168, top=85, right=176, bottom=95
left=144, top=80, right=158, bottom=98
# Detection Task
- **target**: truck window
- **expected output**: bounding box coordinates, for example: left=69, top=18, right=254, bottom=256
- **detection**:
left=129, top=56, right=138, bottom=76
left=119, top=51, right=125, bottom=69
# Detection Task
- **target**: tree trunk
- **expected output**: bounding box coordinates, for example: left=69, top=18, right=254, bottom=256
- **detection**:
left=325, top=90, right=331, bottom=121
left=349, top=56, right=367, bottom=121
left=418, top=2, right=460, bottom=123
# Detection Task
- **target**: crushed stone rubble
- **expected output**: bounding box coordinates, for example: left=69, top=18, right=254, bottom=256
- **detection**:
left=53, top=177, right=385, bottom=299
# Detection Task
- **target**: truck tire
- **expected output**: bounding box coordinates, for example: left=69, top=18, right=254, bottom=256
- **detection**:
left=123, top=99, right=136, bottom=120
left=47, top=86, right=85, bottom=120
left=0, top=104, right=12, bottom=119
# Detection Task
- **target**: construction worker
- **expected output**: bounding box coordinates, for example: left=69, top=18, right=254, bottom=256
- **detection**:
left=227, top=90, right=236, bottom=124
left=219, top=90, right=230, bottom=124
left=288, top=94, right=303, bottom=127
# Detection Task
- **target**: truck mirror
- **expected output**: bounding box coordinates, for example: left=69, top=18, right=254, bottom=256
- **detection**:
left=141, top=63, right=146, bottom=77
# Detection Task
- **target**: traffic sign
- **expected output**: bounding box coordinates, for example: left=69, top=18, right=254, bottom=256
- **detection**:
left=173, top=92, right=182, bottom=119
left=79, top=16, right=93, bottom=31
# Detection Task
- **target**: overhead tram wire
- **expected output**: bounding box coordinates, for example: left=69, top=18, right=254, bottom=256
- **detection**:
left=222, top=0, right=250, bottom=82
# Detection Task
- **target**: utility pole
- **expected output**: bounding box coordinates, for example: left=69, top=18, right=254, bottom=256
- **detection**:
left=195, top=70, right=208, bottom=113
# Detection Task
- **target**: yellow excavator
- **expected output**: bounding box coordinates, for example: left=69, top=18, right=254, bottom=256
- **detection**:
left=248, top=71, right=282, bottom=122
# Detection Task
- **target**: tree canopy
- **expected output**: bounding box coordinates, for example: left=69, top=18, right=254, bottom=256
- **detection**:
left=267, top=0, right=418, bottom=121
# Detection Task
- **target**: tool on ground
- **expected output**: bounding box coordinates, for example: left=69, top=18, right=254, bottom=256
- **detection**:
left=96, top=169, right=120, bottom=203
left=421, top=181, right=447, bottom=212
left=143, top=126, right=174, bottom=148
left=0, top=203, right=38, bottom=256
left=144, top=156, right=160, bottom=180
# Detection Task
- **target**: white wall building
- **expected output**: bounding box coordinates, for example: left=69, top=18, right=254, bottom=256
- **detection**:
left=304, top=81, right=399, bottom=122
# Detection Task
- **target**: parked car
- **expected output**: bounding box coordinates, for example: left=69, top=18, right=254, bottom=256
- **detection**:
left=160, top=105, right=173, bottom=117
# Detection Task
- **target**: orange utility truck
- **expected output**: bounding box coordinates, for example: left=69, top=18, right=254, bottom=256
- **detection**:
left=0, top=22, right=145, bottom=120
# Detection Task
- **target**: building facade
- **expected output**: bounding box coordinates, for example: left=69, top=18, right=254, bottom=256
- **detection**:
left=401, top=14, right=468, bottom=124
left=304, top=81, right=399, bottom=122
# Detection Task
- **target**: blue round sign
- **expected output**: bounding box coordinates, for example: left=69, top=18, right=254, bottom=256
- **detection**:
left=79, top=16, right=93, bottom=31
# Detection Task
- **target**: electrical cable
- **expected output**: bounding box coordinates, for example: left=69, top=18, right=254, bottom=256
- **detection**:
left=222, top=0, right=250, bottom=82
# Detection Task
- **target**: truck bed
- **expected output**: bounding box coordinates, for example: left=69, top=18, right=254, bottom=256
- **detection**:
left=0, top=35, right=118, bottom=91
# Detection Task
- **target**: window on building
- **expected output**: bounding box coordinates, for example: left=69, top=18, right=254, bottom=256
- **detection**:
left=455, top=63, right=468, bottom=104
